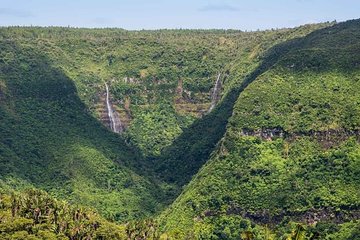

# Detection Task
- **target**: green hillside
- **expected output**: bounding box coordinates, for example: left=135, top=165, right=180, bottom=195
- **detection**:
left=0, top=19, right=359, bottom=240
left=154, top=23, right=329, bottom=186
left=0, top=25, right=328, bottom=158
left=0, top=40, right=161, bottom=221
left=1, top=27, right=244, bottom=157
left=1, top=25, right=327, bottom=224
left=158, top=19, right=360, bottom=239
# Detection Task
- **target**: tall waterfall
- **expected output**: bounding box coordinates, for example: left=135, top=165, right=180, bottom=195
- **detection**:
left=105, top=83, right=123, bottom=133
left=208, top=73, right=222, bottom=113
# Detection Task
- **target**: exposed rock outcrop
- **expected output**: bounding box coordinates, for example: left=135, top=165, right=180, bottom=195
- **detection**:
left=240, top=128, right=360, bottom=148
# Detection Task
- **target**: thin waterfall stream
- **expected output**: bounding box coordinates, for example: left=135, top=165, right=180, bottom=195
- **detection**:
left=105, top=82, right=123, bottom=133
left=208, top=73, right=222, bottom=113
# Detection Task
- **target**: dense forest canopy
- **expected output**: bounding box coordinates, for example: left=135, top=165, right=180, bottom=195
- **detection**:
left=0, top=19, right=359, bottom=239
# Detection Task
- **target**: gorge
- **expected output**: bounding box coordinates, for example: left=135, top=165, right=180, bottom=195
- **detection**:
left=0, top=19, right=359, bottom=239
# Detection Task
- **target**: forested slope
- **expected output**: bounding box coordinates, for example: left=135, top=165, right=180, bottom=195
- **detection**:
left=154, top=23, right=329, bottom=187
left=0, top=40, right=162, bottom=221
left=0, top=24, right=328, bottom=216
left=158, top=19, right=360, bottom=239
left=0, top=27, right=243, bottom=157
left=1, top=19, right=359, bottom=240
left=0, top=25, right=328, bottom=158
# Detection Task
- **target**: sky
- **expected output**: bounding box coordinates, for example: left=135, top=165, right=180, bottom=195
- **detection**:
left=0, top=0, right=359, bottom=30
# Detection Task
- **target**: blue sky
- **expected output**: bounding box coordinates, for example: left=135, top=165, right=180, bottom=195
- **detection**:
left=0, top=0, right=359, bottom=30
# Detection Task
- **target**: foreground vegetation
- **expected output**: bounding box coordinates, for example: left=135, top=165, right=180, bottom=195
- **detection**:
left=0, top=188, right=128, bottom=239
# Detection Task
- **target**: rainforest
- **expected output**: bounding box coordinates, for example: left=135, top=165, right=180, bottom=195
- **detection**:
left=0, top=9, right=359, bottom=240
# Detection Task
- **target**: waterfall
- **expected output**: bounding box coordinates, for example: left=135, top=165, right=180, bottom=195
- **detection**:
left=105, top=83, right=123, bottom=133
left=208, top=73, right=222, bottom=113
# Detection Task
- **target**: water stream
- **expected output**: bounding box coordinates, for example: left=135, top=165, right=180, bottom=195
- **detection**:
left=105, top=82, right=123, bottom=133
left=208, top=73, right=222, bottom=113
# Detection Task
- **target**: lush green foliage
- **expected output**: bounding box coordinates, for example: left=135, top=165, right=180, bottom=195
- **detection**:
left=0, top=24, right=329, bottom=157
left=159, top=137, right=360, bottom=238
left=0, top=27, right=246, bottom=156
left=126, top=102, right=193, bottom=157
left=158, top=20, right=360, bottom=238
left=154, top=23, right=329, bottom=186
left=0, top=40, right=162, bottom=221
left=1, top=19, right=359, bottom=239
left=230, top=19, right=360, bottom=132
left=0, top=188, right=128, bottom=239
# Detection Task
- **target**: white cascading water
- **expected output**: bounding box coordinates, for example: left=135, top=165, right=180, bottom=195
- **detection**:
left=105, top=82, right=123, bottom=133
left=208, top=73, right=222, bottom=113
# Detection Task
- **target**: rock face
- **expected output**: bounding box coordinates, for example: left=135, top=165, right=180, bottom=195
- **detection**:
left=240, top=128, right=360, bottom=147
left=200, top=205, right=360, bottom=226
left=240, top=128, right=285, bottom=140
